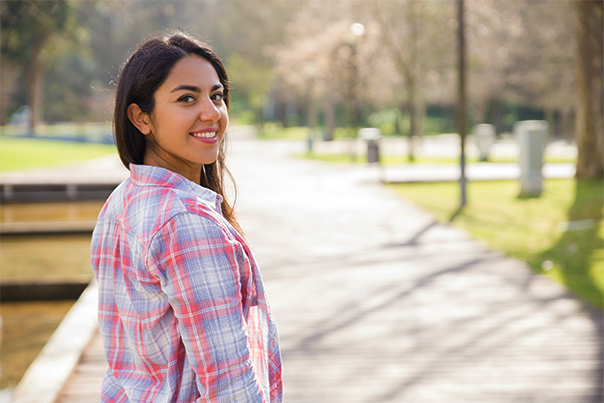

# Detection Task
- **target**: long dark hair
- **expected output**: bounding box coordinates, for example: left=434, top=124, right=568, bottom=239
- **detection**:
left=114, top=31, right=241, bottom=233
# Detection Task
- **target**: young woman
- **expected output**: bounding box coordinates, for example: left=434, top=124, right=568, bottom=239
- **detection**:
left=91, top=32, right=282, bottom=402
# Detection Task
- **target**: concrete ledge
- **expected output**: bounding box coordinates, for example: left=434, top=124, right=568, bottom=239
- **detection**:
left=382, top=162, right=575, bottom=184
left=0, top=154, right=127, bottom=202
left=0, top=184, right=117, bottom=202
left=0, top=277, right=92, bottom=302
left=0, top=220, right=97, bottom=235
left=11, top=280, right=99, bottom=403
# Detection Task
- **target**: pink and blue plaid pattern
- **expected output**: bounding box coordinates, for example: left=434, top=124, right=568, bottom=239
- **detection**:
left=91, top=164, right=282, bottom=403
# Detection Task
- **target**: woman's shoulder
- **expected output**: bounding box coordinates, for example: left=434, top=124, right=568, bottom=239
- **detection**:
left=98, top=170, right=230, bottom=241
left=98, top=177, right=190, bottom=236
left=125, top=164, right=223, bottom=223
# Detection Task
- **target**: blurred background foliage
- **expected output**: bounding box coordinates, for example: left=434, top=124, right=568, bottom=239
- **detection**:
left=0, top=0, right=601, bottom=391
left=0, top=0, right=601, bottom=176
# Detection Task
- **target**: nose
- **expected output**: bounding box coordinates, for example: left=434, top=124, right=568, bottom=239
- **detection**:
left=198, top=96, right=220, bottom=122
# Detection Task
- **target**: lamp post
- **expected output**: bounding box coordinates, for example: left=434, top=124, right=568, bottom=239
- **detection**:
left=347, top=22, right=365, bottom=161
left=304, top=61, right=318, bottom=153
left=456, top=0, right=468, bottom=208
left=348, top=23, right=365, bottom=130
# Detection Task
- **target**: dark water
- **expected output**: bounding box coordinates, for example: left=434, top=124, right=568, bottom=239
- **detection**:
left=0, top=300, right=74, bottom=390
left=0, top=201, right=104, bottom=392
left=1, top=234, right=95, bottom=279
left=0, top=201, right=103, bottom=280
left=1, top=200, right=104, bottom=223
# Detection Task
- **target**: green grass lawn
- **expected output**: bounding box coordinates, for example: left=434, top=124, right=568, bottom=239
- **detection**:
left=0, top=136, right=116, bottom=172
left=258, top=124, right=311, bottom=140
left=387, top=178, right=603, bottom=309
left=0, top=123, right=112, bottom=140
left=298, top=151, right=576, bottom=165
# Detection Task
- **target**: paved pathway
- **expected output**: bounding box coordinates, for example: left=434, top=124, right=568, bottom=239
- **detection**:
left=55, top=139, right=600, bottom=402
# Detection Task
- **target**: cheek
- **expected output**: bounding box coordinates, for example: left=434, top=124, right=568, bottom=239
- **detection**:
left=220, top=108, right=229, bottom=129
left=152, top=108, right=193, bottom=134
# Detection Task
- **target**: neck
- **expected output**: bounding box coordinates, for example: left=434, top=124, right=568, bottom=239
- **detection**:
left=143, top=150, right=201, bottom=184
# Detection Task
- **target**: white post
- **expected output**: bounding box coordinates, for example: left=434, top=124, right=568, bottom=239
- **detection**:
left=514, top=120, right=548, bottom=196
left=473, top=123, right=496, bottom=161
left=358, top=128, right=381, bottom=164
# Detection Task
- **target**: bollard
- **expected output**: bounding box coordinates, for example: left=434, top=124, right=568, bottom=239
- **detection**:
left=473, top=124, right=496, bottom=161
left=514, top=120, right=548, bottom=196
left=358, top=128, right=381, bottom=164
left=367, top=139, right=380, bottom=164
left=307, top=128, right=314, bottom=154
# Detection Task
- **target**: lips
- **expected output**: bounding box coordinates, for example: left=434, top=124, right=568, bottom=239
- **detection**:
left=189, top=128, right=219, bottom=144
left=190, top=130, right=217, bottom=139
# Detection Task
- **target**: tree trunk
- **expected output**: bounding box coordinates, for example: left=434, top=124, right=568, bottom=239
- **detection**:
left=474, top=98, right=489, bottom=125
left=491, top=98, right=504, bottom=136
left=0, top=65, right=17, bottom=126
left=395, top=110, right=404, bottom=136
left=574, top=0, right=603, bottom=178
left=322, top=89, right=336, bottom=141
left=545, top=107, right=555, bottom=140
left=273, top=81, right=288, bottom=129
left=406, top=72, right=417, bottom=162
left=417, top=96, right=425, bottom=138
left=553, top=110, right=562, bottom=139
left=21, top=32, right=50, bottom=136
left=24, top=68, right=43, bottom=135
left=561, top=108, right=574, bottom=142
left=306, top=81, right=318, bottom=140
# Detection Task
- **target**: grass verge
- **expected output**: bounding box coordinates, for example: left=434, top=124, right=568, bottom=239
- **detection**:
left=258, top=124, right=310, bottom=140
left=298, top=152, right=576, bottom=165
left=386, top=178, right=603, bottom=309
left=0, top=136, right=116, bottom=172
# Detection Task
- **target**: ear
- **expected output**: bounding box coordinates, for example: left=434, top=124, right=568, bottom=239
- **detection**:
left=127, top=103, right=151, bottom=135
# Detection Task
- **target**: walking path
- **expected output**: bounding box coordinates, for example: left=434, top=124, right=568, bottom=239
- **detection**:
left=11, top=139, right=602, bottom=403
left=228, top=140, right=602, bottom=402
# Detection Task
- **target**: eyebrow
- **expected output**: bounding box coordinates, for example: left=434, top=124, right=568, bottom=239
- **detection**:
left=170, top=84, right=223, bottom=93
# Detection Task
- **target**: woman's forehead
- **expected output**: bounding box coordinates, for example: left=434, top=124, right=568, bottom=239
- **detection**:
left=162, top=55, right=220, bottom=90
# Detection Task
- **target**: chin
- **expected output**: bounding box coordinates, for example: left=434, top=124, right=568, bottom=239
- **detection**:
left=200, top=155, right=219, bottom=166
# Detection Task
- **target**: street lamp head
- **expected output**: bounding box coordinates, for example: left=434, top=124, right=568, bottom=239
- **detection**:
left=304, top=61, right=318, bottom=78
left=350, top=22, right=366, bottom=37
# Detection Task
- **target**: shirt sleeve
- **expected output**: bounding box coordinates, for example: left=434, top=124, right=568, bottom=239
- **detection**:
left=146, top=211, right=267, bottom=402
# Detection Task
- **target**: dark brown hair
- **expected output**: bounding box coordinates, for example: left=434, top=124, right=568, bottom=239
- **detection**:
left=113, top=31, right=241, bottom=233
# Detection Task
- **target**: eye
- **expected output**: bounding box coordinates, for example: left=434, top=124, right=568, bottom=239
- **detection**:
left=178, top=94, right=196, bottom=103
left=211, top=92, right=224, bottom=102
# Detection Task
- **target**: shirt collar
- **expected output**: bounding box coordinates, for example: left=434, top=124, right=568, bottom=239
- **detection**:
left=129, top=164, right=223, bottom=210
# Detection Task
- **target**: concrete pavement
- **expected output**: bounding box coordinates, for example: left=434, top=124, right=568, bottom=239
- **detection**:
left=227, top=140, right=601, bottom=403
left=12, top=138, right=601, bottom=403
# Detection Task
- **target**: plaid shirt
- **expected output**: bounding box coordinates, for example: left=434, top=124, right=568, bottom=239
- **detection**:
left=91, top=164, right=282, bottom=403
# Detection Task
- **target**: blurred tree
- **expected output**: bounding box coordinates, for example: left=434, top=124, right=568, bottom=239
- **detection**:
left=226, top=51, right=273, bottom=122
left=1, top=0, right=79, bottom=133
left=466, top=0, right=520, bottom=128
left=271, top=2, right=369, bottom=134
left=219, top=0, right=302, bottom=124
left=77, top=1, right=196, bottom=122
left=0, top=54, right=17, bottom=125
left=517, top=1, right=575, bottom=139
left=4, top=0, right=590, bottom=145
left=272, top=0, right=432, bottom=139
left=44, top=49, right=96, bottom=122
left=372, top=0, right=454, bottom=160
left=574, top=0, right=603, bottom=179
left=466, top=0, right=576, bottom=136
left=465, top=0, right=601, bottom=177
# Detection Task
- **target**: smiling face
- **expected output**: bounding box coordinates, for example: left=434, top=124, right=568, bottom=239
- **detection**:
left=127, top=55, right=229, bottom=182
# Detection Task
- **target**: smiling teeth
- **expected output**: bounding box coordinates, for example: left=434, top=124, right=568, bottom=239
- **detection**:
left=191, top=131, right=217, bottom=138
